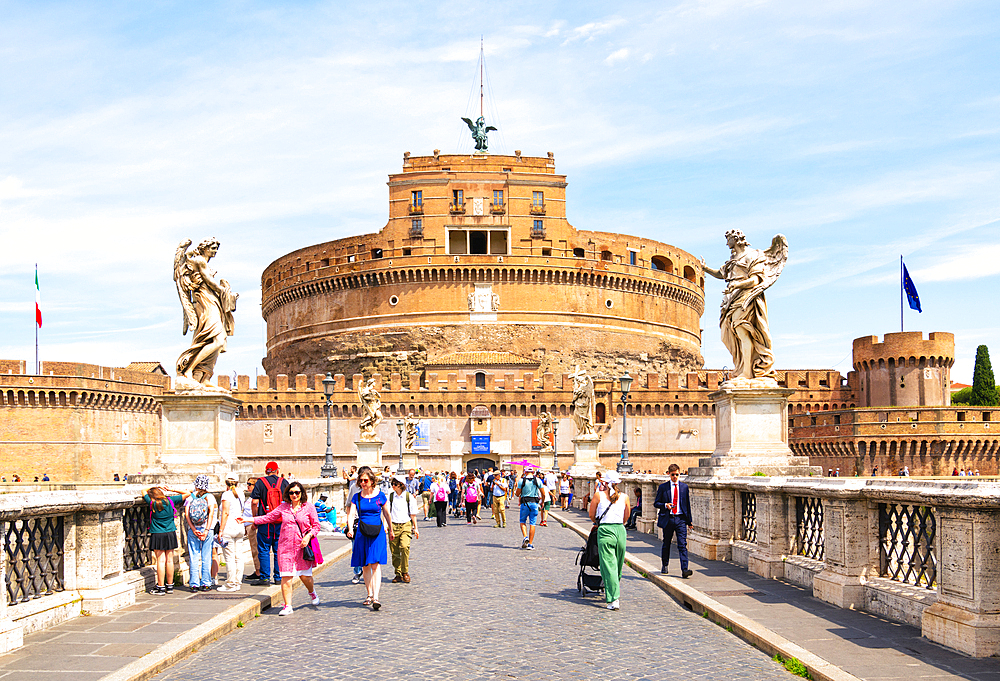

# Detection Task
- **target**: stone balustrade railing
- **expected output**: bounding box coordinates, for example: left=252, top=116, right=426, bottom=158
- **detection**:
left=570, top=473, right=1000, bottom=657
left=0, top=478, right=346, bottom=654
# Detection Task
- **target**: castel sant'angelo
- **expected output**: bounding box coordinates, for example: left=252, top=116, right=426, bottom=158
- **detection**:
left=260, top=150, right=705, bottom=384
left=1, top=141, right=997, bottom=481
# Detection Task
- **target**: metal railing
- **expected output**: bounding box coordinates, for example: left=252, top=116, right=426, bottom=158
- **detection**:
left=123, top=503, right=153, bottom=572
left=878, top=503, right=936, bottom=588
left=740, top=491, right=757, bottom=543
left=5, top=515, right=65, bottom=604
left=794, top=496, right=824, bottom=560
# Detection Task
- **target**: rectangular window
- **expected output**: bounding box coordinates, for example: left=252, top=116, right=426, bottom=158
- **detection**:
left=371, top=248, right=383, bottom=259
left=347, top=255, right=356, bottom=263
left=957, top=411, right=966, bottom=422
left=541, top=248, right=551, bottom=256
left=834, top=414, right=841, bottom=425
left=489, top=231, right=508, bottom=255
left=411, top=190, right=422, bottom=206
left=469, top=231, right=488, bottom=254
left=984, top=412, right=991, bottom=422
left=402, top=248, right=411, bottom=256
left=493, top=189, right=504, bottom=206
left=449, top=230, right=467, bottom=254
left=532, top=219, right=544, bottom=237
left=629, top=250, right=637, bottom=266
left=532, top=191, right=543, bottom=206
left=410, top=219, right=423, bottom=236
left=453, top=189, right=463, bottom=204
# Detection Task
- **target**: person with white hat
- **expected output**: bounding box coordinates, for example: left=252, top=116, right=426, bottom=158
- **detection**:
left=217, top=474, right=247, bottom=591
left=387, top=475, right=420, bottom=583
left=588, top=470, right=630, bottom=610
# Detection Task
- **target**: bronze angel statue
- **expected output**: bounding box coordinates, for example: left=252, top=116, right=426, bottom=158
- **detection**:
left=702, top=231, right=788, bottom=382
left=173, top=238, right=238, bottom=392
left=461, top=116, right=496, bottom=153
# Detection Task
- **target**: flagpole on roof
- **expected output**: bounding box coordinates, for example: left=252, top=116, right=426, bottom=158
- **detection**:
left=35, top=263, right=40, bottom=374
left=900, top=255, right=904, bottom=333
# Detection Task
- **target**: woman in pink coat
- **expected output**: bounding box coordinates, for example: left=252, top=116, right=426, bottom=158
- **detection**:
left=245, top=481, right=321, bottom=616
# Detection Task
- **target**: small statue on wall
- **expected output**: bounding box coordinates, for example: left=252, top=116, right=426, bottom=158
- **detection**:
left=173, top=238, right=238, bottom=393
left=536, top=411, right=553, bottom=451
left=571, top=366, right=596, bottom=437
left=702, top=230, right=787, bottom=385
left=358, top=377, right=383, bottom=441
left=404, top=413, right=418, bottom=451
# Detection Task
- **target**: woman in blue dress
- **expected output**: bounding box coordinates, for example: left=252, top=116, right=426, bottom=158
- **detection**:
left=345, top=466, right=393, bottom=610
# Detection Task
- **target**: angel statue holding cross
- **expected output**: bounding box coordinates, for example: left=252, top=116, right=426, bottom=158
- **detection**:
left=702, top=230, right=788, bottom=385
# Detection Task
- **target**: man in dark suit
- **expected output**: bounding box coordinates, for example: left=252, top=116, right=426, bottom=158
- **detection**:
left=653, top=463, right=693, bottom=578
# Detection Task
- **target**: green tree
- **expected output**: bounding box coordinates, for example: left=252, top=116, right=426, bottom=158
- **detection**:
left=970, top=345, right=999, bottom=406
left=951, top=386, right=972, bottom=405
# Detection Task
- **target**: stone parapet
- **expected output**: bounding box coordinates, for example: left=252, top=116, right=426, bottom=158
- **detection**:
left=571, top=471, right=1000, bottom=657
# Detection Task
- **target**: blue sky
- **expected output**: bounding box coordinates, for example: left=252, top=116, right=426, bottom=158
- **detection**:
left=1, top=0, right=998, bottom=383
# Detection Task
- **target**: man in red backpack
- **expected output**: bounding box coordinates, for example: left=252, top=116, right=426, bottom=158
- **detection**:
left=250, top=461, right=288, bottom=585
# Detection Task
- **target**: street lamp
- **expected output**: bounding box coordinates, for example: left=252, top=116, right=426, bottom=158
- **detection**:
left=617, top=372, right=634, bottom=474
left=552, top=418, right=559, bottom=472
left=395, top=419, right=405, bottom=473
left=320, top=373, right=337, bottom=478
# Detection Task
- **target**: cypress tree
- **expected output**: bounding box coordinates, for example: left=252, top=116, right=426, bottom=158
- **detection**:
left=970, top=345, right=999, bottom=406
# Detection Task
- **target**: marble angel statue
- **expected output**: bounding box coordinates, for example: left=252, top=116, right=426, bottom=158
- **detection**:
left=702, top=230, right=788, bottom=383
left=173, top=238, right=238, bottom=393
left=404, top=413, right=418, bottom=451
left=536, top=411, right=553, bottom=452
left=571, top=367, right=597, bottom=437
left=358, top=377, right=383, bottom=441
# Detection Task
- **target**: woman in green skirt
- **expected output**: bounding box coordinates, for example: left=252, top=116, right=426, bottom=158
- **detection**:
left=588, top=471, right=630, bottom=610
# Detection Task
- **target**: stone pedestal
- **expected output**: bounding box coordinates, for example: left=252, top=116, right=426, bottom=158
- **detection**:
left=134, top=392, right=249, bottom=485
left=921, top=506, right=1000, bottom=656
left=567, top=437, right=601, bottom=476
left=74, top=509, right=135, bottom=615
left=813, top=494, right=870, bottom=611
left=354, top=440, right=384, bottom=468
left=688, top=386, right=821, bottom=477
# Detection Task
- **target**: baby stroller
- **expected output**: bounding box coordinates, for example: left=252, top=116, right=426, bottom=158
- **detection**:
left=576, top=527, right=604, bottom=597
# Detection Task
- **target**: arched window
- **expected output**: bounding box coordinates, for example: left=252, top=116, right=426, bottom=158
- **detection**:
left=650, top=256, right=673, bottom=273
left=475, top=372, right=486, bottom=389
left=595, top=403, right=606, bottom=423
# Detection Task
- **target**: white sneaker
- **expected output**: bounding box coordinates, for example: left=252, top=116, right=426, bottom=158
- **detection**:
left=278, top=605, right=293, bottom=616
left=310, top=592, right=320, bottom=606
left=217, top=584, right=240, bottom=592
left=521, top=536, right=529, bottom=549
left=606, top=600, right=620, bottom=610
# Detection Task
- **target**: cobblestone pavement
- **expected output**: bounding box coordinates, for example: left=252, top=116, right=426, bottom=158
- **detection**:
left=156, top=509, right=791, bottom=681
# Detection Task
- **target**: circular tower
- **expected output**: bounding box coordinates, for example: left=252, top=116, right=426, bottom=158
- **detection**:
left=261, top=152, right=706, bottom=382
left=853, top=332, right=955, bottom=407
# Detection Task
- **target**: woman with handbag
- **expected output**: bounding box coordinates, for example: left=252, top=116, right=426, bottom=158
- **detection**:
left=345, top=466, right=393, bottom=610
left=588, top=471, right=630, bottom=611
left=242, top=480, right=322, bottom=616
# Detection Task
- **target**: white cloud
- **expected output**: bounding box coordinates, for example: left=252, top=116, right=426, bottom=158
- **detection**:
left=562, top=17, right=627, bottom=45
left=915, top=242, right=1000, bottom=283
left=605, top=48, right=630, bottom=65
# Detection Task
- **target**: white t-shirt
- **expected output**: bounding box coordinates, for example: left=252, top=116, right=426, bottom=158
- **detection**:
left=241, top=494, right=255, bottom=527
left=544, top=472, right=559, bottom=492
left=430, top=481, right=449, bottom=502
left=559, top=479, right=571, bottom=494
left=388, top=490, right=421, bottom=523
left=595, top=492, right=628, bottom=525
left=220, top=489, right=245, bottom=536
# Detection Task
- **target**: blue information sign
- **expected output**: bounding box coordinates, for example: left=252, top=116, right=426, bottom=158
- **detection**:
left=471, top=435, right=491, bottom=455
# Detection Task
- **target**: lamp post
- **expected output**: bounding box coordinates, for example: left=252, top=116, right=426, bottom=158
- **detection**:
left=617, top=372, right=634, bottom=474
left=395, top=419, right=405, bottom=473
left=551, top=418, right=559, bottom=472
left=320, top=372, right=337, bottom=478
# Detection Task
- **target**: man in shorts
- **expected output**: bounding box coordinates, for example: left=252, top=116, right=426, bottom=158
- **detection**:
left=516, top=470, right=543, bottom=550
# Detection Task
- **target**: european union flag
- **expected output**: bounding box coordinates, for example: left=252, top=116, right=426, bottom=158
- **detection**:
left=902, top=263, right=921, bottom=313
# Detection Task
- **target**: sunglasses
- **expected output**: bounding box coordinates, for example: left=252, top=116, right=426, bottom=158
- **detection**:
left=289, top=490, right=302, bottom=496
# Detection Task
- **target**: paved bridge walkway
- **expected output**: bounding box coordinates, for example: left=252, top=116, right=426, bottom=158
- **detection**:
left=0, top=507, right=996, bottom=681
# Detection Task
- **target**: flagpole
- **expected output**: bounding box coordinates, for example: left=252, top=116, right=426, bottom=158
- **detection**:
left=35, top=263, right=39, bottom=375
left=900, top=256, right=904, bottom=333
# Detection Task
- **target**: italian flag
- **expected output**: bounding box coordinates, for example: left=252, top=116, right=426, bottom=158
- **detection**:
left=35, top=265, right=42, bottom=328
